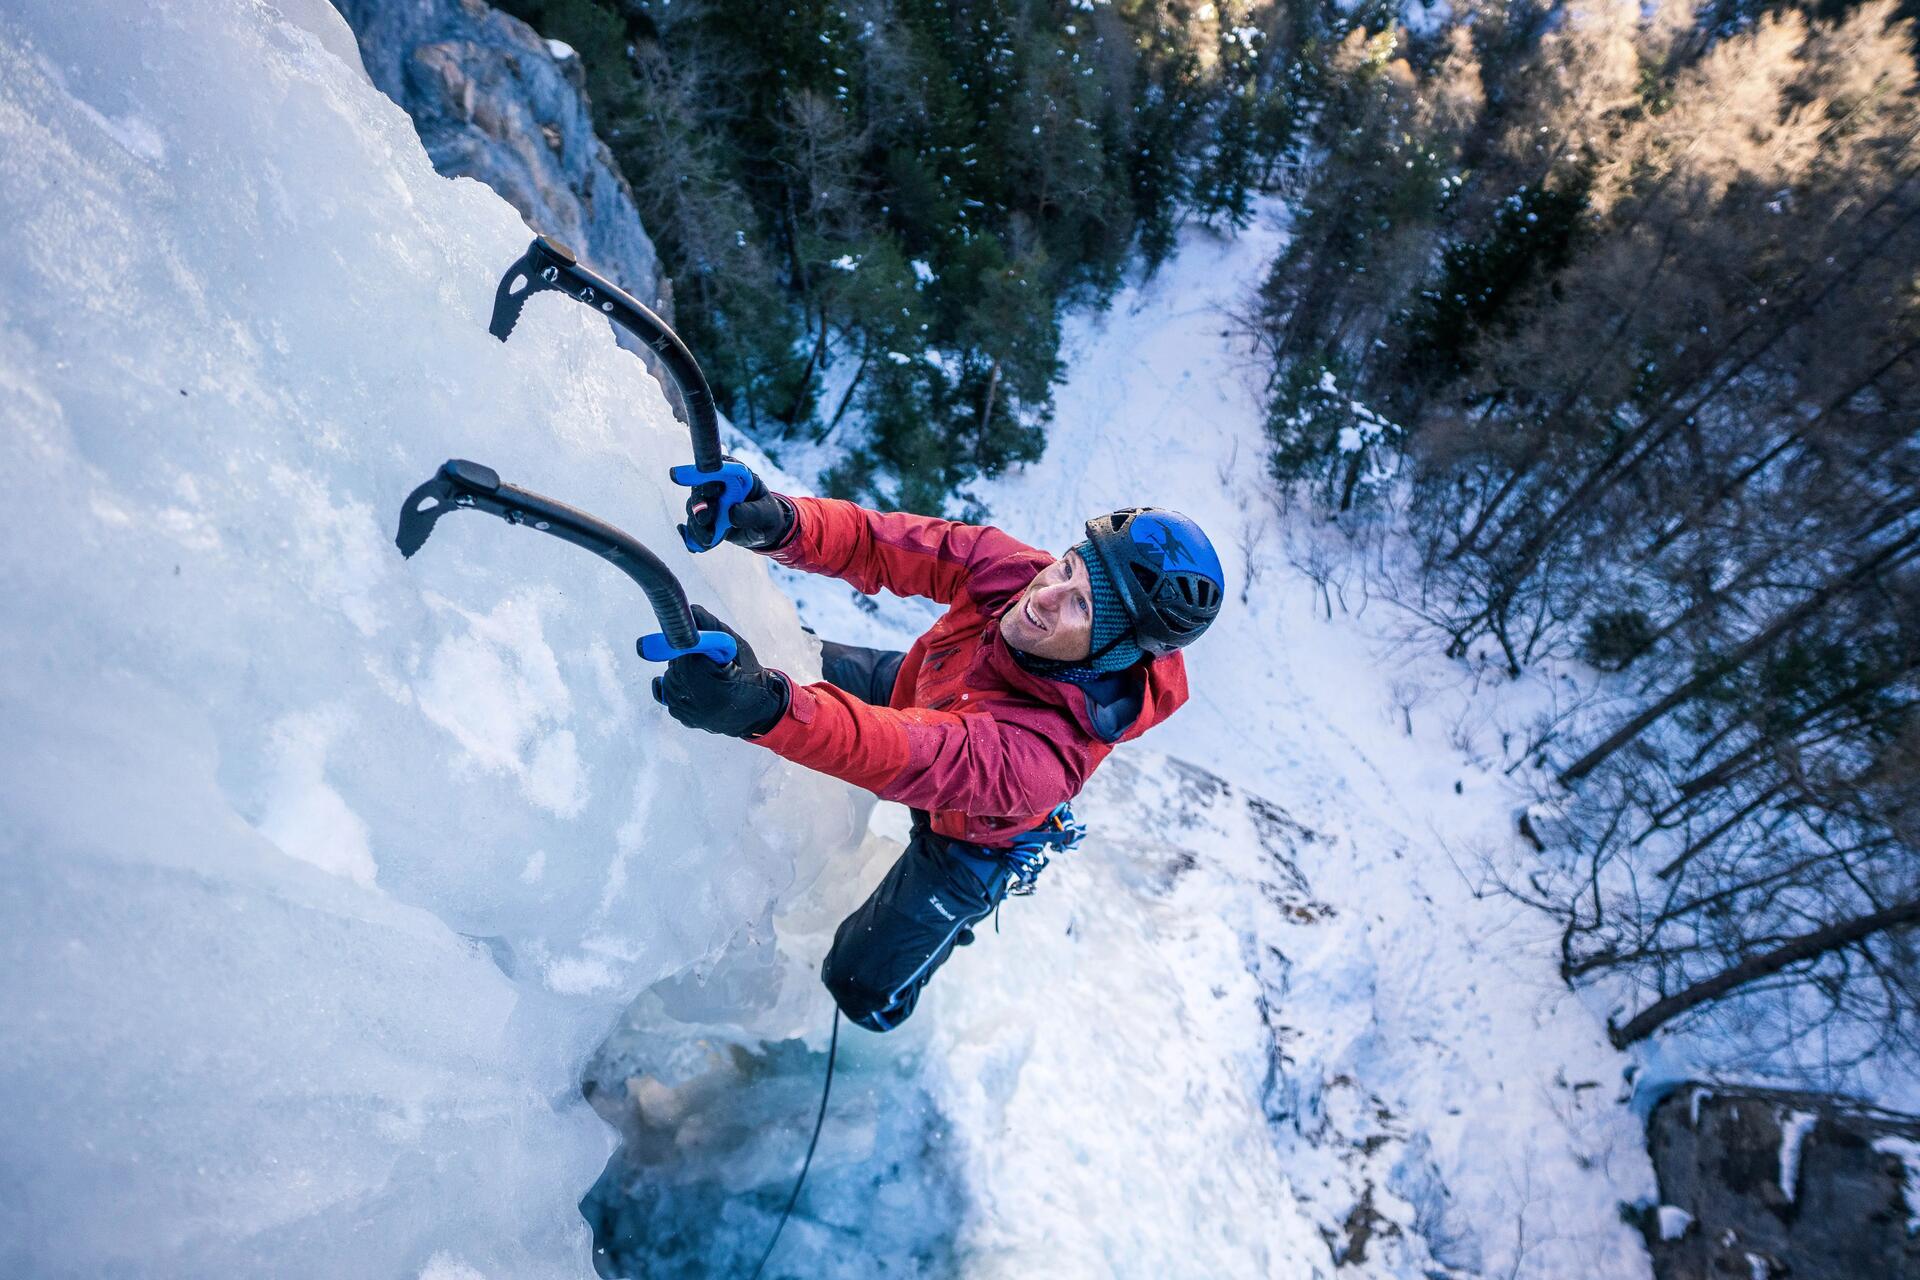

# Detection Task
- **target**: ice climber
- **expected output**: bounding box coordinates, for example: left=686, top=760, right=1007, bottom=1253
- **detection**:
left=654, top=466, right=1223, bottom=1031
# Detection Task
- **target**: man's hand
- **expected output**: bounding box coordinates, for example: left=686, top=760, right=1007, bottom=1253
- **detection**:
left=678, top=459, right=793, bottom=551
left=651, top=605, right=790, bottom=738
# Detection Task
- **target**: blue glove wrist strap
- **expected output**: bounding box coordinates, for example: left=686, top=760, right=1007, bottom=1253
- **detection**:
left=669, top=460, right=756, bottom=553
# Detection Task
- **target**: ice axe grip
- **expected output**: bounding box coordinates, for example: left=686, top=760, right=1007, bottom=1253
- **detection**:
left=637, top=630, right=737, bottom=665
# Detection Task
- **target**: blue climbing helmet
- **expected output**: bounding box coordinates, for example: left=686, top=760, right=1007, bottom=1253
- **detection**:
left=1082, top=508, right=1224, bottom=657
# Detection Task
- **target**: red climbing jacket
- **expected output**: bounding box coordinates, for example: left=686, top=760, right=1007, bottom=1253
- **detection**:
left=749, top=496, right=1189, bottom=847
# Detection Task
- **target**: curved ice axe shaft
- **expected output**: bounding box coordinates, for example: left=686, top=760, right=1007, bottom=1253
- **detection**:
left=394, top=458, right=737, bottom=666
left=488, top=235, right=752, bottom=553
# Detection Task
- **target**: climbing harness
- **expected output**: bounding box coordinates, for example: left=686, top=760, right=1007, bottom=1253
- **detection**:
left=1001, top=802, right=1087, bottom=896
left=747, top=1008, right=841, bottom=1280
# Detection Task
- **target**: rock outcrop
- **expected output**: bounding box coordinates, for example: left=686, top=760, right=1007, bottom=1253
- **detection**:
left=333, top=0, right=662, bottom=311
left=1646, top=1083, right=1920, bottom=1279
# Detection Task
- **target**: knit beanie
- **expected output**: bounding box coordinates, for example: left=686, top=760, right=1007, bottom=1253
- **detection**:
left=1071, top=541, right=1144, bottom=675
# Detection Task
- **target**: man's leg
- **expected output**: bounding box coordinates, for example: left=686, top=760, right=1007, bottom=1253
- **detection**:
left=820, top=827, right=1011, bottom=1032
left=818, top=640, right=906, bottom=709
left=816, top=640, right=999, bottom=1030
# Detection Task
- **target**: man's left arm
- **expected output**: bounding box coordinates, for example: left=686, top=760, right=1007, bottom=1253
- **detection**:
left=654, top=614, right=1081, bottom=815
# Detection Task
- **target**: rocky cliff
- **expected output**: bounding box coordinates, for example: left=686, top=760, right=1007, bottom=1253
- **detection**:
left=333, top=0, right=662, bottom=311
left=1646, top=1084, right=1920, bottom=1279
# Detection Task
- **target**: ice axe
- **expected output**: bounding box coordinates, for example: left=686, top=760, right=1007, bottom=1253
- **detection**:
left=487, top=235, right=753, bottom=553
left=393, top=458, right=737, bottom=667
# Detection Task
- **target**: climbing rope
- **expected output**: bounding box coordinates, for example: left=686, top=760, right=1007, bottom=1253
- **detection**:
left=747, top=1007, right=841, bottom=1280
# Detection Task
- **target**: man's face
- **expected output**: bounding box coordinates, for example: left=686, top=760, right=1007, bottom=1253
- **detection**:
left=999, top=549, right=1096, bottom=661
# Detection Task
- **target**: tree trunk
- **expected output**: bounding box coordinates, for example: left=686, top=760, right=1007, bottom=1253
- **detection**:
left=818, top=339, right=869, bottom=440
left=1445, top=454, right=1534, bottom=562
left=1558, top=522, right=1920, bottom=784
left=975, top=358, right=1002, bottom=460
left=1652, top=783, right=1782, bottom=880
left=1638, top=336, right=1919, bottom=562
left=1474, top=189, right=1920, bottom=647
left=1638, top=434, right=1802, bottom=563
left=1608, top=896, right=1920, bottom=1046
left=1673, top=678, right=1918, bottom=804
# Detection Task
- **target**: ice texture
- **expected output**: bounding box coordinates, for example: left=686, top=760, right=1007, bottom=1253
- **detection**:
left=1778, top=1109, right=1818, bottom=1204
left=1657, top=1205, right=1694, bottom=1241
left=0, top=2, right=862, bottom=1274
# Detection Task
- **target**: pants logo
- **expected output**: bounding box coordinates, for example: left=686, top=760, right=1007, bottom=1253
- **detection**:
left=928, top=895, right=955, bottom=921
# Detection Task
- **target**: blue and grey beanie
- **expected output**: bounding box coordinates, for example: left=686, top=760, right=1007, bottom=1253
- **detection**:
left=1070, top=541, right=1145, bottom=676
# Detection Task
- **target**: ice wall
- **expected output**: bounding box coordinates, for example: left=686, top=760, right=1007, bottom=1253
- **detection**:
left=0, top=1, right=863, bottom=1274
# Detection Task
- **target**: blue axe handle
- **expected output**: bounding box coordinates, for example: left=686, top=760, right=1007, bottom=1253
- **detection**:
left=637, top=630, right=738, bottom=666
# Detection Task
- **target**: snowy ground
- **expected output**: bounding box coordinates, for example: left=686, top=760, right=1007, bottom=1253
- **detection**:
left=0, top=1, right=1662, bottom=1275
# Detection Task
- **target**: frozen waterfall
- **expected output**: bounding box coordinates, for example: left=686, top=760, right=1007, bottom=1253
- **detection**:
left=0, top=2, right=866, bottom=1273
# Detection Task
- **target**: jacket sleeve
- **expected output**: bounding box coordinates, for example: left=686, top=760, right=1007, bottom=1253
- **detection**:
left=752, top=680, right=1082, bottom=817
left=765, top=495, right=1046, bottom=606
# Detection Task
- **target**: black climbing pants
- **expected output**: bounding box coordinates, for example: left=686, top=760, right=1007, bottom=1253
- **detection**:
left=818, top=640, right=908, bottom=711
left=817, top=641, right=1013, bottom=1032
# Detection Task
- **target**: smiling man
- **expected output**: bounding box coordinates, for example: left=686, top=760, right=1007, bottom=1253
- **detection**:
left=655, top=467, right=1222, bottom=1031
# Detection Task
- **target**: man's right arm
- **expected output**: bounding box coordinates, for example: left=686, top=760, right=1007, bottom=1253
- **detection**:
left=764, top=495, right=1047, bottom=607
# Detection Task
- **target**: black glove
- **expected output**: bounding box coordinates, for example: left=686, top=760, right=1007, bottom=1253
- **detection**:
left=650, top=605, right=790, bottom=738
left=678, top=459, right=794, bottom=552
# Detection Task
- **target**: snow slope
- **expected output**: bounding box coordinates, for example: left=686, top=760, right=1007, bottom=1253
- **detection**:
left=0, top=3, right=864, bottom=1274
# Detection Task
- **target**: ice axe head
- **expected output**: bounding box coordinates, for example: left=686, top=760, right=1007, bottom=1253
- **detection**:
left=488, top=235, right=579, bottom=343
left=394, top=459, right=502, bottom=558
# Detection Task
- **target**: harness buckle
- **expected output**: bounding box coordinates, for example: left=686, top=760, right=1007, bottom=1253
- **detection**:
left=1002, top=803, right=1087, bottom=896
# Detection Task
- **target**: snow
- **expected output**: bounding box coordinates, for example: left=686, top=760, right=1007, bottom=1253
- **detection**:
left=545, top=37, right=575, bottom=61
left=421, top=1256, right=491, bottom=1280
left=1403, top=0, right=1454, bottom=40
left=910, top=257, right=935, bottom=284
left=0, top=2, right=863, bottom=1274
left=1656, top=1205, right=1694, bottom=1241
left=1777, top=1109, right=1818, bottom=1203
left=1870, top=1136, right=1920, bottom=1235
